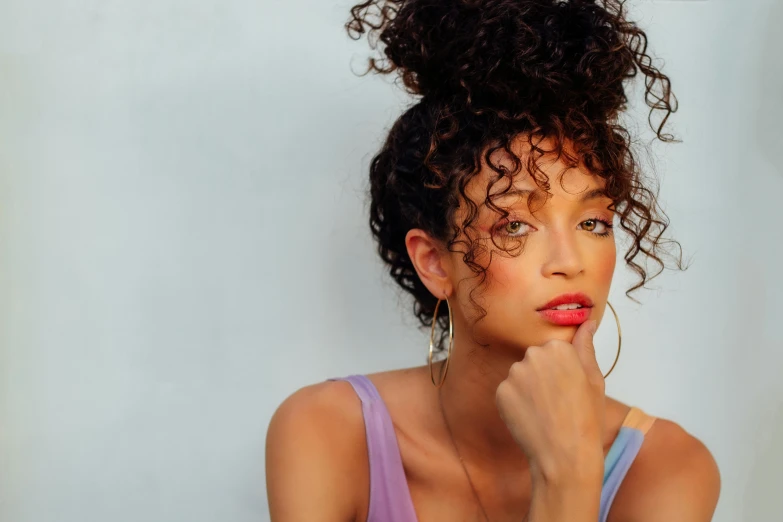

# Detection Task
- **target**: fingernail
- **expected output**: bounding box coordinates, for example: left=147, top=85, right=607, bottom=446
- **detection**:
left=589, top=320, right=598, bottom=334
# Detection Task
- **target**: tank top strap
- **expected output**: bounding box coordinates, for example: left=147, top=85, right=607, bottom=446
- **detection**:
left=328, top=375, right=418, bottom=522
left=620, top=405, right=656, bottom=434
left=599, top=406, right=657, bottom=522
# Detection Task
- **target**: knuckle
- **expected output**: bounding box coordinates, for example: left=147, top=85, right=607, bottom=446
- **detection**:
left=590, top=375, right=606, bottom=392
left=547, top=339, right=568, bottom=349
left=524, top=345, right=542, bottom=360
left=508, top=360, right=526, bottom=379
left=495, top=380, right=512, bottom=406
left=546, top=340, right=570, bottom=358
left=495, top=380, right=508, bottom=399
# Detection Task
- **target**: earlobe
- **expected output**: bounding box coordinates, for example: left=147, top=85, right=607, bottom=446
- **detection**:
left=405, top=228, right=452, bottom=298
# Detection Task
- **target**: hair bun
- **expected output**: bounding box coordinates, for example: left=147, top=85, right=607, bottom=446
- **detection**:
left=348, top=0, right=640, bottom=120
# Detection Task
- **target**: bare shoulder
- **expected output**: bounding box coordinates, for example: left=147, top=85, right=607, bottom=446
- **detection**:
left=608, top=412, right=722, bottom=522
left=267, top=379, right=367, bottom=435
left=265, top=380, right=369, bottom=522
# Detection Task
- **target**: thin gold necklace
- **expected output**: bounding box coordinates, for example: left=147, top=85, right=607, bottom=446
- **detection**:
left=438, top=388, right=491, bottom=522
left=437, top=388, right=530, bottom=522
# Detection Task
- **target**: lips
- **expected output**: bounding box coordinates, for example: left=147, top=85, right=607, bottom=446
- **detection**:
left=536, top=292, right=594, bottom=311
left=538, top=307, right=592, bottom=326
left=536, top=292, right=594, bottom=326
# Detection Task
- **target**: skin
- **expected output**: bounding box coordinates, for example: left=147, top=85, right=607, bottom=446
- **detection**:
left=266, top=136, right=722, bottom=521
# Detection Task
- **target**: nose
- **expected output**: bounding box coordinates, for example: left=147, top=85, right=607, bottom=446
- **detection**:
left=540, top=227, right=584, bottom=278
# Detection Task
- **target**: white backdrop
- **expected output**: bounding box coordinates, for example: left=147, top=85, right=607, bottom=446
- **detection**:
left=0, top=0, right=781, bottom=521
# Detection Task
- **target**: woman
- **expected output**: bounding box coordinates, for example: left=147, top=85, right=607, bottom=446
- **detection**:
left=266, top=0, right=721, bottom=520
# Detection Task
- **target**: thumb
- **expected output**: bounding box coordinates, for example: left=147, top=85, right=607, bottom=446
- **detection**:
left=572, top=319, right=601, bottom=377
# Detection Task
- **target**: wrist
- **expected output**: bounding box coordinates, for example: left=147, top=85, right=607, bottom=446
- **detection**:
left=530, top=449, right=604, bottom=488
left=526, top=450, right=603, bottom=522
left=527, top=479, right=602, bottom=522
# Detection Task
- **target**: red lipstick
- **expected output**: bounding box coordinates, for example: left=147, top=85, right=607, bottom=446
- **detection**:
left=536, top=292, right=594, bottom=326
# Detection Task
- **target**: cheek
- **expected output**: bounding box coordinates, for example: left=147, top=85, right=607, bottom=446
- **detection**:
left=452, top=256, right=534, bottom=321
left=595, top=248, right=617, bottom=285
left=484, top=257, right=536, bottom=302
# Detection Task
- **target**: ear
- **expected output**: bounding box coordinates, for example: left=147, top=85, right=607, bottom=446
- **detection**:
left=405, top=229, right=453, bottom=299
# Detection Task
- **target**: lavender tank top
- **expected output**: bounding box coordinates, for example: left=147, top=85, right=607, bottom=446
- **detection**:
left=329, top=374, right=656, bottom=522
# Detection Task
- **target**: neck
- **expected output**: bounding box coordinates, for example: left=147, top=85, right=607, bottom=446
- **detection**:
left=433, top=332, right=530, bottom=469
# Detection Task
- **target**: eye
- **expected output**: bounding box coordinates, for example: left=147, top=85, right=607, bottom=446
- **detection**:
left=582, top=219, right=601, bottom=232
left=498, top=220, right=532, bottom=237
left=581, top=217, right=614, bottom=237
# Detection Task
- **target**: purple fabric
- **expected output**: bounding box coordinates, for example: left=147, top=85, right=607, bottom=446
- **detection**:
left=330, top=374, right=646, bottom=522
left=329, top=375, right=418, bottom=522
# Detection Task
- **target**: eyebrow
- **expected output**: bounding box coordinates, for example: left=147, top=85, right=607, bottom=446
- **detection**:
left=488, top=187, right=610, bottom=203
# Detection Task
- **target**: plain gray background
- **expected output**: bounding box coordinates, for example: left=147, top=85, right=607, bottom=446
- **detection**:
left=0, top=0, right=781, bottom=521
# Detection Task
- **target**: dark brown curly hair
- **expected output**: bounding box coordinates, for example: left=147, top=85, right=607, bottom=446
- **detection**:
left=346, top=0, right=688, bottom=353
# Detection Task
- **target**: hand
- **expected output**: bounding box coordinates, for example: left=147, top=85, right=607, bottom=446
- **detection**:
left=495, top=319, right=606, bottom=485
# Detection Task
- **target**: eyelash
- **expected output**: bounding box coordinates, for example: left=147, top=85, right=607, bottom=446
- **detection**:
left=493, top=216, right=615, bottom=238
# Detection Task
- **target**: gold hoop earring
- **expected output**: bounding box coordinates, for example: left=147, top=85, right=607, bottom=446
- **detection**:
left=428, top=297, right=454, bottom=388
left=602, top=300, right=622, bottom=379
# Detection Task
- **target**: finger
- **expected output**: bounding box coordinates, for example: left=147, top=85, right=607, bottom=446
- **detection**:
left=572, top=319, right=601, bottom=377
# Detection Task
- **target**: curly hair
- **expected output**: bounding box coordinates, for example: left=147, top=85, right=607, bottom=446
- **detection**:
left=345, top=0, right=688, bottom=353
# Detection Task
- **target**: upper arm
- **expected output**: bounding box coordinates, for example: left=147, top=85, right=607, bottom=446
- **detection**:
left=617, top=419, right=721, bottom=522
left=265, top=382, right=367, bottom=522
